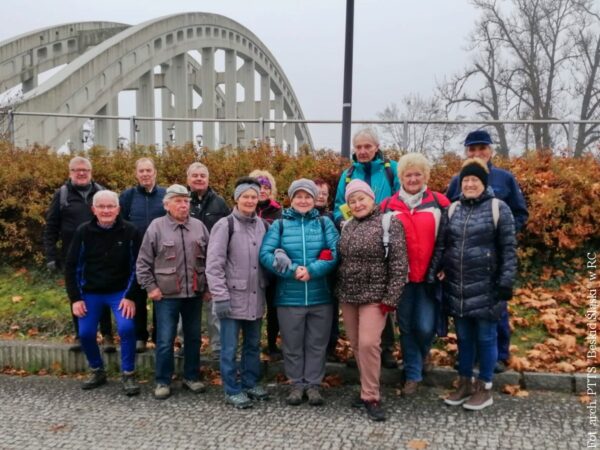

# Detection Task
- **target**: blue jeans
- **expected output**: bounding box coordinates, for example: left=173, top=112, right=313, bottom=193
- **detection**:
left=219, top=318, right=262, bottom=395
left=79, top=291, right=135, bottom=373
left=154, top=297, right=201, bottom=385
left=455, top=316, right=498, bottom=383
left=396, top=283, right=436, bottom=382
left=497, top=307, right=511, bottom=362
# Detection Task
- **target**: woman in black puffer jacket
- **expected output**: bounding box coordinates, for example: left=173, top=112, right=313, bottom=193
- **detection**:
left=428, top=158, right=516, bottom=411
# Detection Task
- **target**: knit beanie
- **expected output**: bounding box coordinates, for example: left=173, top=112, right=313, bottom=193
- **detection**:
left=288, top=178, right=319, bottom=199
left=233, top=177, right=261, bottom=201
left=459, top=159, right=489, bottom=188
left=345, top=179, right=375, bottom=203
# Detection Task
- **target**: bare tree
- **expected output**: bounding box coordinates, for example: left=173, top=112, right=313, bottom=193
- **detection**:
left=377, top=94, right=461, bottom=156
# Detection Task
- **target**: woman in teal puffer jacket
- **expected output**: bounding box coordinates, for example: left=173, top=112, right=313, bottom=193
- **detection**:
left=260, top=178, right=339, bottom=407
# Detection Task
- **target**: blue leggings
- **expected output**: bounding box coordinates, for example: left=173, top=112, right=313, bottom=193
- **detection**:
left=79, top=291, right=136, bottom=373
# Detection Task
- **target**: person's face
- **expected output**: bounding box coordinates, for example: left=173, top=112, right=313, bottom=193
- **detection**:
left=69, top=162, right=92, bottom=186
left=136, top=161, right=157, bottom=189
left=166, top=196, right=191, bottom=222
left=400, top=167, right=427, bottom=195
left=461, top=175, right=485, bottom=199
left=348, top=191, right=375, bottom=219
left=465, top=144, right=492, bottom=163
left=291, top=191, right=315, bottom=214
left=258, top=184, right=271, bottom=202
left=237, top=189, right=259, bottom=216
left=92, top=197, right=120, bottom=226
left=315, top=184, right=329, bottom=208
left=353, top=136, right=378, bottom=163
left=187, top=168, right=209, bottom=193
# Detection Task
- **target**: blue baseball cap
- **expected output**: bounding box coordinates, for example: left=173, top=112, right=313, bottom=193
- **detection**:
left=464, top=130, right=493, bottom=146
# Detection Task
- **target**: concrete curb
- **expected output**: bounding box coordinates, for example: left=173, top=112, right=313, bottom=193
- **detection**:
left=0, top=339, right=584, bottom=394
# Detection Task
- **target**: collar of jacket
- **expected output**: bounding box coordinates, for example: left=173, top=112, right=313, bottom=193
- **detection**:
left=189, top=186, right=214, bottom=204
left=89, top=214, right=125, bottom=232
left=351, top=149, right=385, bottom=167
left=459, top=188, right=494, bottom=205
left=232, top=207, right=258, bottom=224
left=258, top=198, right=281, bottom=210
left=136, top=184, right=160, bottom=195
left=282, top=207, right=320, bottom=221
left=165, top=213, right=191, bottom=230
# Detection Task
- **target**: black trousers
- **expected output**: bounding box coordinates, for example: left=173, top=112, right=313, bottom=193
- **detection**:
left=266, top=284, right=279, bottom=352
left=380, top=314, right=396, bottom=353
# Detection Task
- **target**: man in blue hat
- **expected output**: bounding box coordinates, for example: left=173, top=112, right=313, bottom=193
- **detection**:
left=446, top=129, right=528, bottom=373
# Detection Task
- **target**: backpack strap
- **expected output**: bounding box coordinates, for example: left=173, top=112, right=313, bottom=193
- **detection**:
left=448, top=201, right=459, bottom=219
left=382, top=197, right=392, bottom=213
left=227, top=215, right=235, bottom=247
left=381, top=211, right=394, bottom=259
left=344, top=166, right=355, bottom=185
left=59, top=185, right=69, bottom=210
left=383, top=158, right=395, bottom=190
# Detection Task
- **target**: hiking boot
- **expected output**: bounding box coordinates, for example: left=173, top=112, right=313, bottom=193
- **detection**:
left=121, top=372, right=140, bottom=396
left=463, top=379, right=493, bottom=411
left=401, top=380, right=419, bottom=396
left=381, top=349, right=398, bottom=369
left=306, top=386, right=324, bottom=406
left=494, top=360, right=508, bottom=373
left=444, top=376, right=474, bottom=406
left=135, top=340, right=146, bottom=353
left=182, top=379, right=206, bottom=394
left=286, top=385, right=305, bottom=406
left=103, top=335, right=116, bottom=354
left=69, top=339, right=82, bottom=352
left=364, top=400, right=386, bottom=422
left=226, top=392, right=253, bottom=409
left=82, top=368, right=107, bottom=390
left=350, top=394, right=365, bottom=408
left=245, top=385, right=270, bottom=401
left=154, top=384, right=171, bottom=400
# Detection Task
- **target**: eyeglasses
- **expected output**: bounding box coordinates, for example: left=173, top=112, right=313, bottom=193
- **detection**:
left=95, top=204, right=117, bottom=210
left=70, top=168, right=91, bottom=173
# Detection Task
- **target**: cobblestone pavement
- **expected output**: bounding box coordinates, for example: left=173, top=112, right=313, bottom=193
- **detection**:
left=0, top=374, right=588, bottom=449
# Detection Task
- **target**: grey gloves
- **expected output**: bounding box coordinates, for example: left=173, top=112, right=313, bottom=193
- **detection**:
left=273, top=249, right=292, bottom=273
left=213, top=299, right=231, bottom=319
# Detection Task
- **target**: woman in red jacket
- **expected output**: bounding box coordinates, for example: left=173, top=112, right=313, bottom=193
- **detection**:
left=381, top=153, right=450, bottom=395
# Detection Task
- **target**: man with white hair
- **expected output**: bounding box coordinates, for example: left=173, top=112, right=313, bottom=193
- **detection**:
left=136, top=184, right=211, bottom=400
left=43, top=156, right=114, bottom=352
left=64, top=190, right=142, bottom=395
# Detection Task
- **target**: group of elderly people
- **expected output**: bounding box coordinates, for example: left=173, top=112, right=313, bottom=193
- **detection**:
left=48, top=127, right=527, bottom=421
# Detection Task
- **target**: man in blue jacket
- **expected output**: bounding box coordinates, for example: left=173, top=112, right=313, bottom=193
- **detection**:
left=120, top=157, right=166, bottom=352
left=333, top=128, right=401, bottom=369
left=446, top=130, right=529, bottom=372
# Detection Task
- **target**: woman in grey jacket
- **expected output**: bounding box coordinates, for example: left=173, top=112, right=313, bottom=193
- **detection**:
left=206, top=177, right=270, bottom=409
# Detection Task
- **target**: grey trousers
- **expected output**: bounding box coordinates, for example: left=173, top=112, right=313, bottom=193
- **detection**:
left=277, top=304, right=333, bottom=387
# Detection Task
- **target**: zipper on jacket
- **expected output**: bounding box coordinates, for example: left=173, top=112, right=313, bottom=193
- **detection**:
left=459, top=204, right=474, bottom=317
left=301, top=217, right=308, bottom=306
left=179, top=225, right=190, bottom=297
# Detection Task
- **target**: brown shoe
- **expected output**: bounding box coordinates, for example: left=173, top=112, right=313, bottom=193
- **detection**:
left=463, top=379, right=493, bottom=411
left=444, top=376, right=474, bottom=406
left=401, top=380, right=419, bottom=396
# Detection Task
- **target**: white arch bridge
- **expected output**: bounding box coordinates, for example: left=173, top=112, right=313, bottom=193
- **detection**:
left=0, top=13, right=313, bottom=150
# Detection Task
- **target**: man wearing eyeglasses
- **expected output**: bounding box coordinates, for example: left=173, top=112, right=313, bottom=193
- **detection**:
left=43, top=156, right=113, bottom=352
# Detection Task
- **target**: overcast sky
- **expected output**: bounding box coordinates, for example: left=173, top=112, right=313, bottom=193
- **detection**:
left=0, top=0, right=480, bottom=149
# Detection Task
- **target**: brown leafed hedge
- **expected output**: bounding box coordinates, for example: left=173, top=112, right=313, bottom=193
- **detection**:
left=0, top=141, right=598, bottom=274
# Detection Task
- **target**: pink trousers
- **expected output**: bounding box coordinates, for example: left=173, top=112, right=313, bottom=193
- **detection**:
left=341, top=303, right=387, bottom=402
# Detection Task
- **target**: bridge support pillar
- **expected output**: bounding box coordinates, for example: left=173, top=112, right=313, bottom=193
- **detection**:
left=274, top=93, right=284, bottom=148
left=224, top=50, right=237, bottom=147
left=284, top=122, right=295, bottom=154
left=239, top=59, right=256, bottom=145
left=136, top=70, right=155, bottom=146
left=201, top=47, right=216, bottom=149
left=172, top=54, right=193, bottom=145
left=260, top=74, right=271, bottom=143
left=96, top=97, right=118, bottom=149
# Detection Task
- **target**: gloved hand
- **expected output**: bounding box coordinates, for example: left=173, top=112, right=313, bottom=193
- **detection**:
left=497, top=286, right=513, bottom=301
left=46, top=260, right=58, bottom=272
left=379, top=303, right=396, bottom=316
left=213, top=299, right=231, bottom=319
left=273, top=249, right=292, bottom=273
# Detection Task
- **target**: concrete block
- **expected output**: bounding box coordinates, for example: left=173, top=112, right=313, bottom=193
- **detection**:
left=423, top=367, right=456, bottom=388
left=494, top=370, right=521, bottom=389
left=523, top=371, right=573, bottom=392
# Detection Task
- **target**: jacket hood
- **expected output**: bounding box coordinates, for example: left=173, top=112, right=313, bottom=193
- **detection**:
left=459, top=186, right=495, bottom=205
left=282, top=207, right=320, bottom=221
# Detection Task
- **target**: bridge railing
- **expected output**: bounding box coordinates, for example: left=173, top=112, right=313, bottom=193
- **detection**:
left=2, top=109, right=599, bottom=153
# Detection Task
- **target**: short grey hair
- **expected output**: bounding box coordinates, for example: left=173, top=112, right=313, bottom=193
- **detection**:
left=69, top=156, right=92, bottom=170
left=135, top=157, right=155, bottom=170
left=352, top=128, right=380, bottom=148
left=186, top=162, right=209, bottom=178
left=92, top=190, right=119, bottom=207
